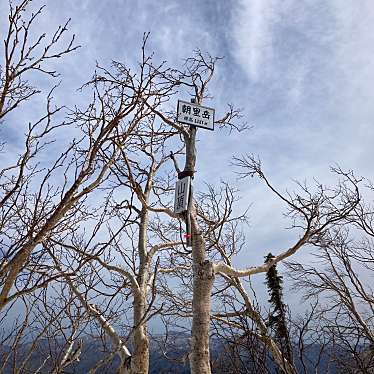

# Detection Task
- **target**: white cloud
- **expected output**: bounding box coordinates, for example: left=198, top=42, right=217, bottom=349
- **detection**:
left=232, top=0, right=279, bottom=82
left=2, top=0, right=374, bottom=322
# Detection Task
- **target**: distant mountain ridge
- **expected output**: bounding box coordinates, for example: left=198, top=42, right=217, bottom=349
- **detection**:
left=0, top=332, right=362, bottom=373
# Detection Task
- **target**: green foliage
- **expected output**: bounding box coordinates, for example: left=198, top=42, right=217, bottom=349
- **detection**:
left=265, top=253, right=293, bottom=364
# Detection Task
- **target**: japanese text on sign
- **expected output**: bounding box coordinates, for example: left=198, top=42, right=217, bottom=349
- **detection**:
left=177, top=100, right=215, bottom=131
left=174, top=176, right=191, bottom=214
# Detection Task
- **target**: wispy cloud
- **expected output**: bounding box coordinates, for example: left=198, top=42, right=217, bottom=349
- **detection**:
left=232, top=0, right=279, bottom=82
left=2, top=0, right=374, bottom=317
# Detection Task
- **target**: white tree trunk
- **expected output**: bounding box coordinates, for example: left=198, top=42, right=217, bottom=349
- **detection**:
left=190, top=217, right=214, bottom=374
left=131, top=294, right=149, bottom=374
left=129, top=204, right=151, bottom=374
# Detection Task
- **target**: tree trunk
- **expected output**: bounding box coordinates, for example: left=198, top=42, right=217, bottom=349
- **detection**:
left=190, top=218, right=215, bottom=374
left=131, top=295, right=149, bottom=374
left=182, top=116, right=215, bottom=373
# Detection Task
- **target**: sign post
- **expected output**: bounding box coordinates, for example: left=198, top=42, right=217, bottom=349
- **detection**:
left=173, top=99, right=215, bottom=246
left=177, top=100, right=215, bottom=131
left=174, top=176, right=191, bottom=214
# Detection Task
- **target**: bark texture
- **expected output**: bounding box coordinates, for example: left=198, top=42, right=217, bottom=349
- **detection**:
left=190, top=217, right=214, bottom=374
left=131, top=294, right=149, bottom=374
left=130, top=203, right=150, bottom=374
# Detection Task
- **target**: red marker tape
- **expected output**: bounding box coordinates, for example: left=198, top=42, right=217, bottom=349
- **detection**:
left=183, top=234, right=192, bottom=238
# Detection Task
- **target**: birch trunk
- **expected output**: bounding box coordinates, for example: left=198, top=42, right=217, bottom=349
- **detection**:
left=190, top=218, right=214, bottom=374
left=55, top=267, right=132, bottom=373
left=130, top=205, right=150, bottom=374
left=181, top=118, right=215, bottom=373
left=131, top=294, right=149, bottom=374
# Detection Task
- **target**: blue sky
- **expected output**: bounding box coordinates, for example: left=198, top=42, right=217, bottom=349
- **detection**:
left=1, top=0, right=374, bottom=315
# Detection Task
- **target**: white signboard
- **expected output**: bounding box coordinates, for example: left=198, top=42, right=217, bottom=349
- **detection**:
left=177, top=100, right=215, bottom=131
left=174, top=176, right=191, bottom=213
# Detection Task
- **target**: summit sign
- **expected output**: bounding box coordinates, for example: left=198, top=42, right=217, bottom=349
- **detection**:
left=177, top=100, right=215, bottom=131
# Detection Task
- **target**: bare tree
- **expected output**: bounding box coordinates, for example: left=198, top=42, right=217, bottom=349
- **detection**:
left=0, top=0, right=173, bottom=316
left=155, top=153, right=361, bottom=373
left=290, top=301, right=335, bottom=374
left=0, top=2, right=185, bottom=371
left=44, top=119, right=183, bottom=373
left=287, top=195, right=374, bottom=373
left=0, top=0, right=78, bottom=120
left=0, top=282, right=89, bottom=374
left=1, top=3, right=367, bottom=374
left=106, top=38, right=362, bottom=372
